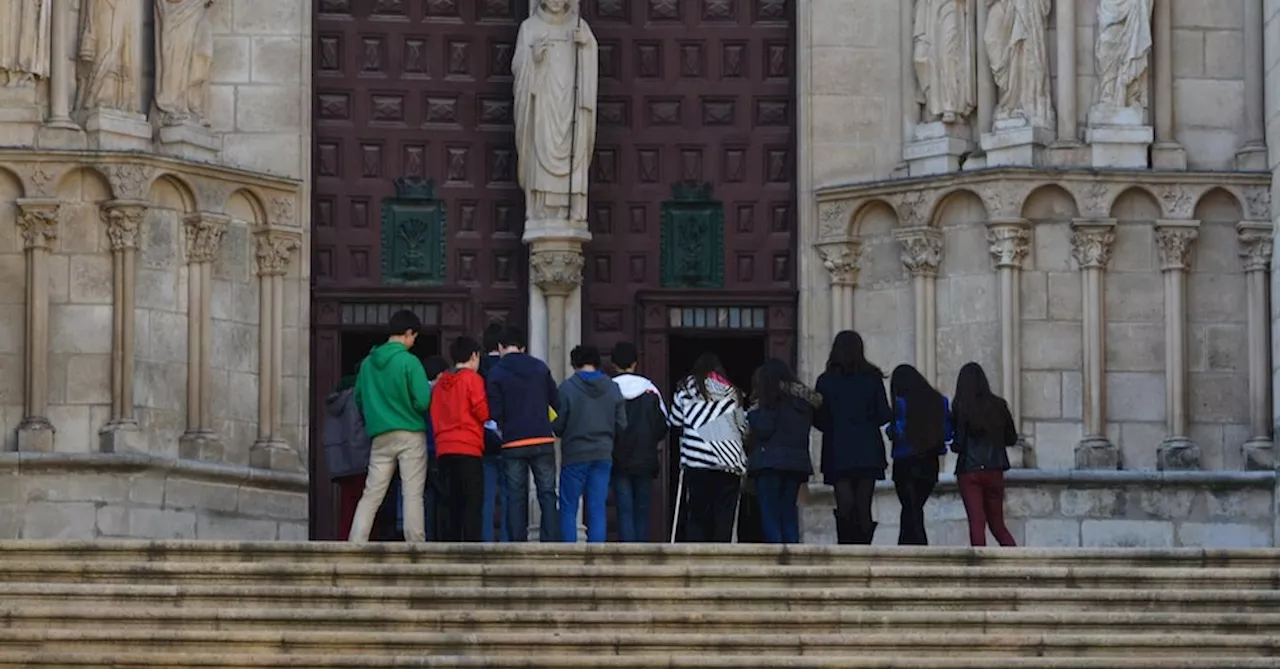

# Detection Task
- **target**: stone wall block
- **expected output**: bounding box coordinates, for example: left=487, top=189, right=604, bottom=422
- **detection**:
left=68, top=255, right=113, bottom=304
left=20, top=501, right=98, bottom=539
left=1006, top=488, right=1057, bottom=517
left=277, top=521, right=307, bottom=541
left=1059, top=488, right=1121, bottom=518
left=1135, top=487, right=1197, bottom=519
left=49, top=305, right=113, bottom=355
left=1207, top=488, right=1274, bottom=519
left=237, top=486, right=307, bottom=520
left=0, top=255, right=26, bottom=304
left=163, top=480, right=240, bottom=514
left=1081, top=520, right=1175, bottom=547
left=1024, top=519, right=1081, bottom=547
left=128, top=508, right=197, bottom=539
left=25, top=473, right=129, bottom=504
left=65, top=354, right=111, bottom=405
left=1177, top=521, right=1271, bottom=547
left=197, top=512, right=277, bottom=540
left=1021, top=371, right=1063, bottom=419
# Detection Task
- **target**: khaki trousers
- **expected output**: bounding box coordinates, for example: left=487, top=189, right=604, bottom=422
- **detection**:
left=348, top=430, right=428, bottom=542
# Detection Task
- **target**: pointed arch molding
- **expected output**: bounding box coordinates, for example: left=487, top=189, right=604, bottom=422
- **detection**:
left=813, top=168, right=1270, bottom=243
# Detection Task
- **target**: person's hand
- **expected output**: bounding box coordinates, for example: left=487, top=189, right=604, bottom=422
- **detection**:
left=573, top=26, right=589, bottom=45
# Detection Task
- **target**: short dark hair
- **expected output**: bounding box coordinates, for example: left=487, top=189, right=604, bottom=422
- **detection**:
left=388, top=309, right=422, bottom=337
left=449, top=336, right=482, bottom=366
left=570, top=345, right=601, bottom=369
left=498, top=325, right=526, bottom=349
left=482, top=322, right=504, bottom=353
left=423, top=355, right=449, bottom=381
left=610, top=341, right=639, bottom=370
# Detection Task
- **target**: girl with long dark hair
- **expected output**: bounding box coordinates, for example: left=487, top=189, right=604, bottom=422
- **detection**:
left=746, top=358, right=821, bottom=544
left=669, top=352, right=748, bottom=542
left=886, top=364, right=951, bottom=546
left=951, top=362, right=1018, bottom=546
left=813, top=331, right=892, bottom=544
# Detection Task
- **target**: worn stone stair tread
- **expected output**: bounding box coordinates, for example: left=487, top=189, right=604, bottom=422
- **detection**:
left=4, top=560, right=1277, bottom=589
left=6, top=605, right=1280, bottom=634
left=3, top=540, right=1278, bottom=568
left=2, top=652, right=1280, bottom=669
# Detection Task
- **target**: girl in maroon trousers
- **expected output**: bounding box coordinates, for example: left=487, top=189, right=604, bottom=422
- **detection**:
left=950, top=362, right=1018, bottom=547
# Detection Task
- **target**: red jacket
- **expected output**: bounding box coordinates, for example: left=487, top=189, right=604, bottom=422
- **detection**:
left=430, top=367, right=490, bottom=457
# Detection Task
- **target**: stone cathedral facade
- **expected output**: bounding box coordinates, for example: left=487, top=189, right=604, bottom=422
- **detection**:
left=1, top=0, right=1278, bottom=546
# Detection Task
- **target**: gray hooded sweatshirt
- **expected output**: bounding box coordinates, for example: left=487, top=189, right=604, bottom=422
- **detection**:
left=552, top=370, right=627, bottom=465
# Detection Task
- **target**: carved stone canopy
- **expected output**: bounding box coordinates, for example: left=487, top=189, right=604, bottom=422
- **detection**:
left=815, top=239, right=862, bottom=287
left=254, top=228, right=302, bottom=277
left=183, top=212, right=230, bottom=264
left=1154, top=222, right=1199, bottom=272
left=896, top=227, right=944, bottom=277
left=101, top=200, right=149, bottom=251
left=530, top=249, right=585, bottom=296
left=986, top=218, right=1032, bottom=269
left=16, top=199, right=61, bottom=251
left=1070, top=219, right=1117, bottom=270
left=1237, top=221, right=1274, bottom=273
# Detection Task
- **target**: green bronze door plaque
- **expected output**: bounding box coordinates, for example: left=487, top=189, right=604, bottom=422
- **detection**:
left=381, top=177, right=446, bottom=285
left=660, top=181, right=724, bottom=289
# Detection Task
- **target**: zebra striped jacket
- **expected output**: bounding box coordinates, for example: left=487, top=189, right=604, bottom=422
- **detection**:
left=669, top=374, right=748, bottom=475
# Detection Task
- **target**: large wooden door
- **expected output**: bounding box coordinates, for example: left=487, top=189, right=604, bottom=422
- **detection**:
left=581, top=0, right=797, bottom=355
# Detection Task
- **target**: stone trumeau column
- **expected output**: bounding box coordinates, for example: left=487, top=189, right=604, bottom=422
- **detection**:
left=99, top=200, right=148, bottom=453
left=15, top=199, right=60, bottom=452
left=530, top=247, right=585, bottom=381
left=1071, top=219, right=1119, bottom=469
left=987, top=218, right=1032, bottom=432
left=1238, top=221, right=1274, bottom=469
left=251, top=227, right=302, bottom=471
left=179, top=212, right=229, bottom=462
left=897, top=227, right=943, bottom=383
left=1154, top=221, right=1199, bottom=470
left=815, top=239, right=861, bottom=334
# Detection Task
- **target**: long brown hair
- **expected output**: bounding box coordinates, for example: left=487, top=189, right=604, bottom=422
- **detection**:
left=825, top=330, right=884, bottom=377
left=952, top=362, right=1008, bottom=439
left=890, top=364, right=946, bottom=456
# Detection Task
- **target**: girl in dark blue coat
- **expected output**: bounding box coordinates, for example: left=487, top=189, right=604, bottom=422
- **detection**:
left=813, top=331, right=892, bottom=545
left=746, top=358, right=821, bottom=544
left=886, top=364, right=951, bottom=546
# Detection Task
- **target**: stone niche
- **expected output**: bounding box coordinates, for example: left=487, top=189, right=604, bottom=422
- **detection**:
left=0, top=151, right=308, bottom=540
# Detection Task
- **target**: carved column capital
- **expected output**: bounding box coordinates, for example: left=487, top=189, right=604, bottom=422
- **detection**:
left=1154, top=221, right=1199, bottom=272
left=986, top=218, right=1032, bottom=269
left=101, top=200, right=149, bottom=251
left=1237, top=221, right=1274, bottom=273
left=896, top=227, right=943, bottom=277
left=183, top=213, right=229, bottom=265
left=253, top=228, right=302, bottom=277
left=530, top=249, right=584, bottom=297
left=1070, top=219, right=1117, bottom=270
left=815, top=239, right=862, bottom=287
left=16, top=199, right=61, bottom=251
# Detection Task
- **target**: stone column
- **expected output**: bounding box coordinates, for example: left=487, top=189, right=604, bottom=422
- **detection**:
left=46, top=0, right=75, bottom=127
left=1237, top=0, right=1267, bottom=169
left=974, top=0, right=994, bottom=139
left=250, top=228, right=302, bottom=471
left=897, top=227, right=943, bottom=383
left=530, top=245, right=585, bottom=381
left=1055, top=0, right=1077, bottom=144
left=1239, top=221, right=1274, bottom=469
left=987, top=218, right=1031, bottom=429
left=99, top=200, right=147, bottom=453
left=900, top=0, right=918, bottom=149
left=1150, top=0, right=1186, bottom=168
left=14, top=199, right=60, bottom=452
left=1071, top=220, right=1118, bottom=469
left=1154, top=221, right=1199, bottom=469
left=816, top=239, right=862, bottom=334
left=179, top=212, right=228, bottom=462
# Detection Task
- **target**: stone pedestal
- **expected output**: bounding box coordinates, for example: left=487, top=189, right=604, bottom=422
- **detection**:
left=1044, top=141, right=1091, bottom=168
left=1236, top=144, right=1268, bottom=171
left=99, top=422, right=146, bottom=455
left=1151, top=141, right=1187, bottom=170
left=16, top=420, right=55, bottom=453
left=0, top=87, right=42, bottom=145
left=904, top=121, right=971, bottom=176
left=157, top=120, right=221, bottom=161
left=36, top=121, right=88, bottom=150
left=1243, top=438, right=1274, bottom=471
left=1075, top=437, right=1120, bottom=470
left=1086, top=105, right=1152, bottom=168
left=980, top=120, right=1053, bottom=167
left=79, top=108, right=152, bottom=151
left=179, top=432, right=225, bottom=463
left=1157, top=437, right=1201, bottom=471
left=250, top=440, right=303, bottom=472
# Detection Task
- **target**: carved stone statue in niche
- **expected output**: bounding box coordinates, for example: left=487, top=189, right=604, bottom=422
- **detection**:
left=76, top=0, right=139, bottom=112
left=984, top=0, right=1054, bottom=129
left=1095, top=0, right=1152, bottom=110
left=513, top=0, right=598, bottom=226
left=913, top=0, right=975, bottom=123
left=0, top=0, right=50, bottom=86
left=153, top=0, right=216, bottom=126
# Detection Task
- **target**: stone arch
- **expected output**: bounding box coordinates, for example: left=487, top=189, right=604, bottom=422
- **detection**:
left=1109, top=186, right=1162, bottom=222
left=148, top=174, right=198, bottom=213
left=1193, top=187, right=1244, bottom=224
left=54, top=166, right=112, bottom=203
left=849, top=198, right=899, bottom=237
left=929, top=188, right=987, bottom=228
left=0, top=166, right=24, bottom=199
left=1020, top=184, right=1078, bottom=222
left=224, top=188, right=267, bottom=226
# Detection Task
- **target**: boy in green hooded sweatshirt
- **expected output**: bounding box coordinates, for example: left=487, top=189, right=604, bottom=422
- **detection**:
left=349, top=310, right=432, bottom=542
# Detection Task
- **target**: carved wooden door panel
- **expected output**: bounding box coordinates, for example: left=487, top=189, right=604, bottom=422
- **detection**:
left=581, top=0, right=796, bottom=355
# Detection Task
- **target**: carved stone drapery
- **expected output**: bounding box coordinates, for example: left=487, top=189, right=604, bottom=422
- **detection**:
left=15, top=199, right=61, bottom=452
left=816, top=240, right=862, bottom=336
left=897, top=227, right=943, bottom=382
left=153, top=0, right=217, bottom=126
left=1238, top=221, right=1274, bottom=469
left=1094, top=0, right=1153, bottom=110
left=913, top=0, right=976, bottom=124
left=0, top=0, right=51, bottom=87
left=531, top=250, right=585, bottom=298
left=1071, top=219, right=1118, bottom=468
left=100, top=200, right=148, bottom=452
left=1154, top=221, right=1199, bottom=470
left=983, top=0, right=1054, bottom=129
left=179, top=213, right=229, bottom=462
left=251, top=227, right=302, bottom=471
left=76, top=0, right=140, bottom=113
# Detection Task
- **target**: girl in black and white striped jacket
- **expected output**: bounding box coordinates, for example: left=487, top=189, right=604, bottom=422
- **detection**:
left=669, top=353, right=747, bottom=543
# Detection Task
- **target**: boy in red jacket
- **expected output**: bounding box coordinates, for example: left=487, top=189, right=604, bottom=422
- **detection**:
left=429, top=336, right=490, bottom=542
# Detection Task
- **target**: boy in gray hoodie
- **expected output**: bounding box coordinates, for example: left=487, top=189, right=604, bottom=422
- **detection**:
left=552, top=345, right=627, bottom=542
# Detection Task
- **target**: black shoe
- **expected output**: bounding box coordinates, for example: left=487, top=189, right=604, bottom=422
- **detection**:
left=833, top=510, right=853, bottom=545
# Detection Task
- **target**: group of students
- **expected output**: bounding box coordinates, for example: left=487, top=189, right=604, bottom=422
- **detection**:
left=325, top=309, right=1020, bottom=547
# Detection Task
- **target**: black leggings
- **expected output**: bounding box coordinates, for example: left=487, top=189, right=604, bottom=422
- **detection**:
left=832, top=476, right=876, bottom=539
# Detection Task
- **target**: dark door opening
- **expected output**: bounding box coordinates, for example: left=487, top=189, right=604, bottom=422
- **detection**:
left=664, top=334, right=768, bottom=542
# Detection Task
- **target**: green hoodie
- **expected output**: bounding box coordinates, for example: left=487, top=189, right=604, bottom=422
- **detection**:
left=353, top=341, right=431, bottom=438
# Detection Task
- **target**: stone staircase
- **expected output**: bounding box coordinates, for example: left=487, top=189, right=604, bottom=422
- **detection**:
left=1, top=541, right=1279, bottom=667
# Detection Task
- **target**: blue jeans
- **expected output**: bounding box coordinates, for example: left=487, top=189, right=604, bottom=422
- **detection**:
left=560, top=459, right=613, bottom=543
left=611, top=473, right=653, bottom=542
left=503, top=451, right=559, bottom=542
left=482, top=454, right=509, bottom=542
left=755, top=472, right=802, bottom=544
